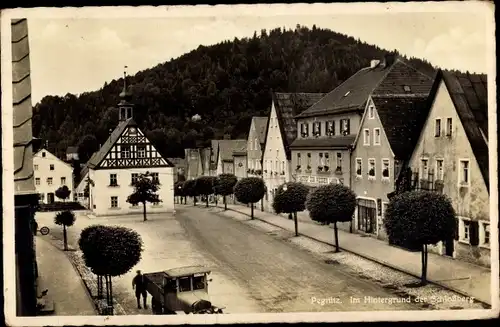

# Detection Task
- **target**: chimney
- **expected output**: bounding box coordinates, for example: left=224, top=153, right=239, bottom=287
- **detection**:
left=380, top=53, right=396, bottom=69
left=109, top=128, right=113, bottom=135
left=223, top=134, right=231, bottom=140
left=370, top=59, right=381, bottom=69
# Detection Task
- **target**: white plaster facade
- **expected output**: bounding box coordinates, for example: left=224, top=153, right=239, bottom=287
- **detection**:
left=33, top=149, right=74, bottom=203
left=262, top=101, right=290, bottom=210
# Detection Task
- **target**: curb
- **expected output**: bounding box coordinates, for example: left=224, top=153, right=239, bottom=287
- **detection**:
left=207, top=204, right=492, bottom=308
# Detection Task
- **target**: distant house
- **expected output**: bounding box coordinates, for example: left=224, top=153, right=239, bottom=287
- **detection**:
left=232, top=141, right=248, bottom=180
left=167, top=157, right=187, bottom=182
left=184, top=148, right=205, bottom=180
left=216, top=139, right=247, bottom=176
left=405, top=71, right=490, bottom=267
left=246, top=116, right=268, bottom=177
left=75, top=77, right=175, bottom=216
left=262, top=92, right=325, bottom=211
left=209, top=140, right=221, bottom=176
left=66, top=146, right=79, bottom=161
left=33, top=148, right=74, bottom=204
left=350, top=56, right=437, bottom=238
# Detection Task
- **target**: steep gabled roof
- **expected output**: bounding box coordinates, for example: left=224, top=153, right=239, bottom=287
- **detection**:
left=296, top=57, right=435, bottom=119
left=442, top=70, right=489, bottom=189
left=372, top=95, right=433, bottom=161
left=269, top=92, right=326, bottom=159
left=252, top=116, right=269, bottom=144
left=217, top=139, right=247, bottom=162
left=33, top=148, right=72, bottom=169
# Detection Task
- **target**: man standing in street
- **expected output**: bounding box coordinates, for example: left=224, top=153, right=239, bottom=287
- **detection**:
left=132, top=270, right=148, bottom=309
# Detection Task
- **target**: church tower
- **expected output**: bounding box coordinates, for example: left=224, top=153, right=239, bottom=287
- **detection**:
left=118, top=66, right=134, bottom=122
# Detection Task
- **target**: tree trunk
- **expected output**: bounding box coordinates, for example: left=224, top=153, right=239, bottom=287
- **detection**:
left=224, top=196, right=227, bottom=210
left=97, top=275, right=103, bottom=299
left=349, top=220, right=353, bottom=233
left=251, top=203, right=254, bottom=219
left=293, top=212, right=298, bottom=237
left=421, top=244, right=428, bottom=285
left=206, top=195, right=209, bottom=207
left=109, top=276, right=114, bottom=315
left=333, top=222, right=340, bottom=253
left=261, top=199, right=264, bottom=212
left=63, top=225, right=68, bottom=251
left=143, top=202, right=147, bottom=221
left=288, top=213, right=292, bottom=220
left=194, top=196, right=197, bottom=206
left=215, top=195, right=218, bottom=206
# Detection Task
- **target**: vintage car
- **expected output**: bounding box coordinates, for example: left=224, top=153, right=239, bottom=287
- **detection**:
left=143, top=265, right=224, bottom=314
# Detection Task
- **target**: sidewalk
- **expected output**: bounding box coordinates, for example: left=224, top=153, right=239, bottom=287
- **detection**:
left=209, top=202, right=492, bottom=306
left=36, top=236, right=97, bottom=315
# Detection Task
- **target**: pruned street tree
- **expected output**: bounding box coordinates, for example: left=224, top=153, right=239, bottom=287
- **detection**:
left=183, top=179, right=199, bottom=206
left=273, top=182, right=309, bottom=236
left=306, top=183, right=356, bottom=253
left=54, top=210, right=76, bottom=251
left=55, top=185, right=71, bottom=202
left=126, top=172, right=162, bottom=222
left=213, top=173, right=238, bottom=210
left=234, top=177, right=266, bottom=219
left=384, top=191, right=456, bottom=286
left=174, top=181, right=186, bottom=204
left=195, top=176, right=217, bottom=207
left=79, top=225, right=143, bottom=315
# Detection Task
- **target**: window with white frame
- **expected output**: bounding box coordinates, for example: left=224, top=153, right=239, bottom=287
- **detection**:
left=363, top=129, right=370, bottom=146
left=281, top=161, right=285, bottom=173
left=50, top=164, right=54, bottom=171
left=459, top=218, right=471, bottom=243
left=35, top=178, right=40, bottom=185
left=61, top=177, right=66, bottom=185
left=420, top=158, right=429, bottom=178
left=325, top=153, right=330, bottom=168
left=374, top=128, right=381, bottom=145
left=110, top=196, right=118, bottom=208
left=356, top=158, right=362, bottom=177
left=368, top=159, right=376, bottom=178
left=307, top=153, right=311, bottom=168
left=382, top=159, right=390, bottom=179
left=131, top=173, right=139, bottom=185
left=435, top=118, right=441, bottom=137
left=340, top=119, right=350, bottom=135
left=137, top=145, right=146, bottom=158
left=151, top=173, right=159, bottom=184
left=110, top=174, right=117, bottom=186
left=436, top=159, right=444, bottom=180
left=275, top=160, right=278, bottom=171
left=121, top=145, right=131, bottom=158
left=479, top=221, right=490, bottom=247
left=446, top=118, right=453, bottom=136
left=297, top=153, right=301, bottom=167
left=47, top=177, right=53, bottom=185
left=34, top=164, right=38, bottom=171
left=368, top=105, right=374, bottom=119
left=459, top=159, right=470, bottom=185
left=336, top=152, right=342, bottom=171
left=318, top=153, right=324, bottom=166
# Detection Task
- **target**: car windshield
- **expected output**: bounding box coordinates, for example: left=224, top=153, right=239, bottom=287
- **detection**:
left=178, top=277, right=191, bottom=292
left=193, top=276, right=205, bottom=290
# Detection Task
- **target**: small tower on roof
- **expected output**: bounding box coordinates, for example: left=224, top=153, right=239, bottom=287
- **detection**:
left=118, top=65, right=134, bottom=122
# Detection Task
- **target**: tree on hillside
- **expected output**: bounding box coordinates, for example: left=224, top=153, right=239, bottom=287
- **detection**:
left=234, top=177, right=266, bottom=219
left=174, top=181, right=186, bottom=204
left=384, top=191, right=456, bottom=286
left=78, top=134, right=99, bottom=163
left=306, top=184, right=356, bottom=253
left=214, top=173, right=238, bottom=210
left=55, top=185, right=71, bottom=202
left=79, top=225, right=143, bottom=315
left=126, top=172, right=162, bottom=222
left=182, top=179, right=199, bottom=206
left=273, top=182, right=309, bottom=236
left=54, top=210, right=76, bottom=251
left=195, top=176, right=217, bottom=207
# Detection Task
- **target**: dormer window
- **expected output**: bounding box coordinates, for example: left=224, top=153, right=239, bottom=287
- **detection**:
left=344, top=91, right=350, bottom=97
left=368, top=105, right=375, bottom=119
left=340, top=119, right=350, bottom=135
left=42, top=152, right=46, bottom=158
left=403, top=85, right=411, bottom=92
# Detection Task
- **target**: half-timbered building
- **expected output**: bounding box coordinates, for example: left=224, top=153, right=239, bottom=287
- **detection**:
left=76, top=72, right=175, bottom=216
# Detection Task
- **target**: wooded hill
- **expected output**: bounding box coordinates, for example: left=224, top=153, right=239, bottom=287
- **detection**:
left=32, top=25, right=436, bottom=162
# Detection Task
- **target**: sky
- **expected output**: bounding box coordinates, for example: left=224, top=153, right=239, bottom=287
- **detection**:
left=3, top=2, right=495, bottom=104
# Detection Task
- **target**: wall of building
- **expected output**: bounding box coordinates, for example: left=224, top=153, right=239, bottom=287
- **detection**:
left=233, top=156, right=247, bottom=179
left=247, top=121, right=263, bottom=175
left=33, top=150, right=74, bottom=203
left=262, top=102, right=289, bottom=210
left=90, top=167, right=175, bottom=216
left=351, top=98, right=396, bottom=239
left=291, top=149, right=351, bottom=187
left=408, top=82, right=490, bottom=266
left=296, top=113, right=361, bottom=141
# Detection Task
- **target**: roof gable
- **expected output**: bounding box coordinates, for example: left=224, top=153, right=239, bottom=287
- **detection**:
left=442, top=70, right=489, bottom=189
left=372, top=60, right=435, bottom=96
left=217, top=139, right=247, bottom=162
left=34, top=148, right=72, bottom=169
left=252, top=116, right=269, bottom=144
left=272, top=92, right=326, bottom=159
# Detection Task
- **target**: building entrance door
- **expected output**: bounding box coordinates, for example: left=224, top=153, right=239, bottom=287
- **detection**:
left=357, top=198, right=377, bottom=234
left=47, top=193, right=55, bottom=204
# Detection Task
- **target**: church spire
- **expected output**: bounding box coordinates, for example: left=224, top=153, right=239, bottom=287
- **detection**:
left=118, top=65, right=134, bottom=122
